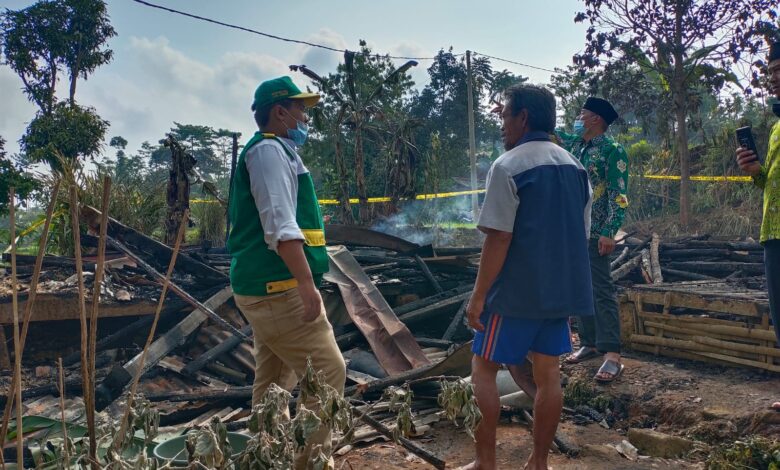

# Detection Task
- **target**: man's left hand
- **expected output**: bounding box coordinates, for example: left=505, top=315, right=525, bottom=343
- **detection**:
left=598, top=236, right=616, bottom=256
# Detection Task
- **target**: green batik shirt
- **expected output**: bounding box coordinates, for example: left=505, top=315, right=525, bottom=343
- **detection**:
left=753, top=120, right=780, bottom=243
left=557, top=130, right=629, bottom=239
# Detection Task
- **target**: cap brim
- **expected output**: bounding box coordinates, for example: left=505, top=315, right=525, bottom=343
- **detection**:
left=290, top=92, right=320, bottom=107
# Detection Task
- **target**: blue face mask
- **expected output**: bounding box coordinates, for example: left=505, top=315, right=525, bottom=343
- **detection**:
left=283, top=109, right=309, bottom=146
left=573, top=119, right=586, bottom=136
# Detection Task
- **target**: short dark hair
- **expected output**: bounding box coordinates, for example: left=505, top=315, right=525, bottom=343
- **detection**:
left=504, top=85, right=556, bottom=133
left=254, top=98, right=294, bottom=129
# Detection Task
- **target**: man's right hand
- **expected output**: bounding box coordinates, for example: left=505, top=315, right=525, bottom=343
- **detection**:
left=298, top=282, right=322, bottom=322
left=736, top=147, right=762, bottom=176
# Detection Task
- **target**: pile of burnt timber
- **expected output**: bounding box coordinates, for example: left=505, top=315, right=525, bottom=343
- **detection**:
left=2, top=219, right=483, bottom=466
left=609, top=233, right=777, bottom=373
left=609, top=233, right=766, bottom=285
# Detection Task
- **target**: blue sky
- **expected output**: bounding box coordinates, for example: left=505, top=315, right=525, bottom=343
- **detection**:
left=1, top=0, right=588, bottom=156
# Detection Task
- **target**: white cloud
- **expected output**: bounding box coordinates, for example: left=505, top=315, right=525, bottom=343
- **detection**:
left=2, top=32, right=436, bottom=159
left=0, top=67, right=38, bottom=155
left=296, top=28, right=348, bottom=79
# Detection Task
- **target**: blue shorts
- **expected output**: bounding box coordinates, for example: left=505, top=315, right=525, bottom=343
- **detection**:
left=472, top=313, right=572, bottom=365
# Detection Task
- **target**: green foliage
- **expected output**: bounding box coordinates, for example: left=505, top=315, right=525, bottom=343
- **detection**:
left=20, top=101, right=109, bottom=170
left=706, top=437, right=780, bottom=470
left=1, top=0, right=115, bottom=111
left=563, top=378, right=613, bottom=413
left=80, top=171, right=167, bottom=236
left=438, top=379, right=482, bottom=441
left=0, top=136, right=39, bottom=216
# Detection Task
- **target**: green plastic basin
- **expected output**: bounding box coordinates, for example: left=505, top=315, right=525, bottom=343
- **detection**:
left=153, top=432, right=250, bottom=465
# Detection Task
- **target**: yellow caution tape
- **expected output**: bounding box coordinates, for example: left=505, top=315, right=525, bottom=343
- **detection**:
left=640, top=174, right=752, bottom=182
left=17, top=209, right=66, bottom=239
left=192, top=173, right=754, bottom=206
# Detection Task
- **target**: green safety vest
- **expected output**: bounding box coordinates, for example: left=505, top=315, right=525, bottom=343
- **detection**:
left=227, top=132, right=328, bottom=296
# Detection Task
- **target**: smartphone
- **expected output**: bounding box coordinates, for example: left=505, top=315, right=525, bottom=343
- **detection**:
left=736, top=126, right=762, bottom=164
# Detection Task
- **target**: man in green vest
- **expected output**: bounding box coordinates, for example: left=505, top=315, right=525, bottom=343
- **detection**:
left=227, top=76, right=346, bottom=468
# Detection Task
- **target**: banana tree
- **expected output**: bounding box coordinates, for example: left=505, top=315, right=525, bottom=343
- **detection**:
left=291, top=51, right=417, bottom=225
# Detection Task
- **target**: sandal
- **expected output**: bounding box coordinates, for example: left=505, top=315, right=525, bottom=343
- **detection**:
left=565, top=346, right=599, bottom=364
left=594, top=359, right=624, bottom=383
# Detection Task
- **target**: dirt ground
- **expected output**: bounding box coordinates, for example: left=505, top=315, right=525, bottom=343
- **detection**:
left=335, top=349, right=780, bottom=470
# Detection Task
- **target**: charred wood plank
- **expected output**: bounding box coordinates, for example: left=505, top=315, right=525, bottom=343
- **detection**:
left=106, top=235, right=248, bottom=340
left=324, top=224, right=432, bottom=256
left=667, top=261, right=765, bottom=276
left=441, top=297, right=469, bottom=341
left=94, top=287, right=233, bottom=411
left=660, top=268, right=718, bottom=281
left=80, top=205, right=226, bottom=284
left=414, top=255, right=444, bottom=293
left=183, top=324, right=253, bottom=375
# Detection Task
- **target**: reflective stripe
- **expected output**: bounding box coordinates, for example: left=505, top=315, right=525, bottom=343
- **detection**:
left=301, top=229, right=326, bottom=247
left=266, top=278, right=298, bottom=294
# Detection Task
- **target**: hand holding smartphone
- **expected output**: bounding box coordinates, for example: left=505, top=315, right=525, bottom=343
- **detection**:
left=736, top=126, right=761, bottom=164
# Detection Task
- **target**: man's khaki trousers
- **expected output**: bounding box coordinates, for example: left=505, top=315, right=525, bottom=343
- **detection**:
left=234, top=287, right=346, bottom=470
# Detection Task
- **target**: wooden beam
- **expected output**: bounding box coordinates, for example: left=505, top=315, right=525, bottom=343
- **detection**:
left=94, top=286, right=233, bottom=411
left=0, top=294, right=159, bottom=324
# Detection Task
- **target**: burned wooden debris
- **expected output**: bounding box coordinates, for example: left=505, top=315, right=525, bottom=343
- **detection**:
left=2, top=224, right=777, bottom=467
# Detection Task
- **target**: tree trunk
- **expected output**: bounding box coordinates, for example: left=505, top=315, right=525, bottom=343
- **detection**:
left=673, top=0, right=691, bottom=228
left=69, top=44, right=81, bottom=104
left=674, top=96, right=691, bottom=228
left=355, top=127, right=369, bottom=225
left=164, top=136, right=195, bottom=245
left=334, top=134, right=354, bottom=224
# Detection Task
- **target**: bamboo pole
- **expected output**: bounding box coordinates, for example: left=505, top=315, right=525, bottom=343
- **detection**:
left=58, top=358, right=70, bottom=467
left=631, top=343, right=733, bottom=367
left=9, top=188, right=25, bottom=469
left=69, top=184, right=94, bottom=469
left=638, top=310, right=751, bottom=328
left=643, top=328, right=757, bottom=361
left=692, top=335, right=780, bottom=359
left=112, top=209, right=189, bottom=453
left=643, top=320, right=775, bottom=343
left=0, top=181, right=61, bottom=451
left=85, top=176, right=110, bottom=465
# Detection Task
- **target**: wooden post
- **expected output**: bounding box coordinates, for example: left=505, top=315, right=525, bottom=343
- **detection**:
left=466, top=50, right=479, bottom=222
left=0, top=181, right=60, bottom=452
left=226, top=132, right=238, bottom=244
left=69, top=185, right=95, bottom=470
left=86, top=176, right=110, bottom=466
left=9, top=188, right=24, bottom=469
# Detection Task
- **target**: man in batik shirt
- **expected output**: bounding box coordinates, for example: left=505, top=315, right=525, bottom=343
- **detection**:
left=558, top=97, right=629, bottom=383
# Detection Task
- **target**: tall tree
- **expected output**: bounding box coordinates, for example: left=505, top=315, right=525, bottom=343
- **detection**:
left=1, top=0, right=69, bottom=114
left=61, top=0, right=115, bottom=103
left=1, top=0, right=115, bottom=111
left=574, top=0, right=778, bottom=226
left=292, top=42, right=418, bottom=225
